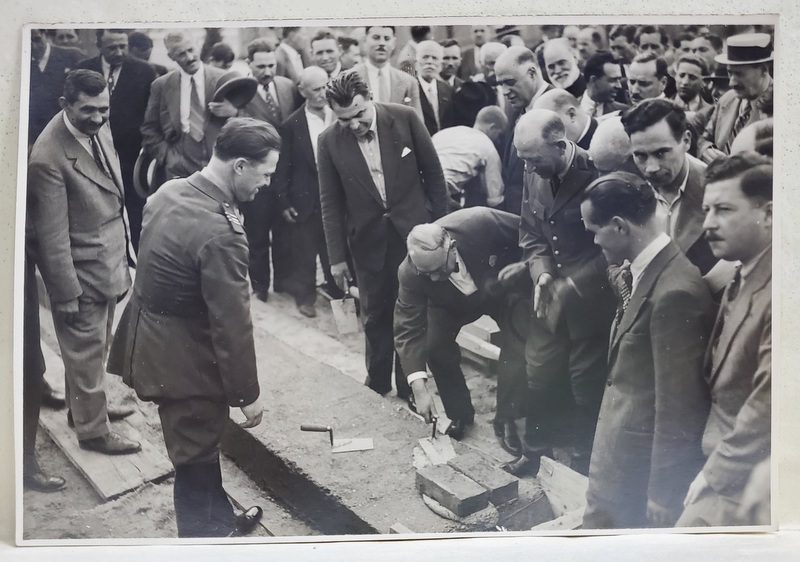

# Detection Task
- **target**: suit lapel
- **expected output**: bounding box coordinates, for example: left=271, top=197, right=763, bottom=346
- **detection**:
left=203, top=67, right=217, bottom=129
left=337, top=123, right=385, bottom=207
left=166, top=71, right=182, bottom=136
left=295, top=109, right=316, bottom=170
left=551, top=147, right=591, bottom=214
left=672, top=158, right=706, bottom=253
left=390, top=68, right=405, bottom=103
left=58, top=117, right=121, bottom=198
left=377, top=105, right=398, bottom=204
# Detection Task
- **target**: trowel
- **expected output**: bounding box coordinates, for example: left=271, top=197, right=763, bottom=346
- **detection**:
left=300, top=424, right=374, bottom=453
left=417, top=417, right=456, bottom=465
left=330, top=281, right=360, bottom=335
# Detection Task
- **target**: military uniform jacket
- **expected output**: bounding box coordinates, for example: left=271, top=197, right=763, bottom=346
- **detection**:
left=108, top=173, right=259, bottom=407
left=519, top=143, right=615, bottom=338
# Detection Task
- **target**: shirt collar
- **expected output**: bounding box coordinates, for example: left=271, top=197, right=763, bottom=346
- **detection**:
left=630, top=232, right=671, bottom=286
left=365, top=59, right=389, bottom=73
left=740, top=243, right=771, bottom=280
left=526, top=82, right=550, bottom=112
left=305, top=104, right=332, bottom=124
left=62, top=111, right=90, bottom=140
left=577, top=116, right=592, bottom=143
left=557, top=141, right=577, bottom=181
left=179, top=63, right=204, bottom=84
left=330, top=61, right=342, bottom=77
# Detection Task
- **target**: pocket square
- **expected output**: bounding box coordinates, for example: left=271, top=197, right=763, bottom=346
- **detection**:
left=403, top=96, right=412, bottom=104
left=401, top=147, right=412, bottom=158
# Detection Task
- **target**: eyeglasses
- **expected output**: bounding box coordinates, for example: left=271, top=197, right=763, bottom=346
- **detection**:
left=413, top=237, right=457, bottom=277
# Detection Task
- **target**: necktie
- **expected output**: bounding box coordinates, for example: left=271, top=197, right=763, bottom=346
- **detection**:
left=363, top=130, right=375, bottom=142
left=608, top=262, right=632, bottom=336
left=90, top=135, right=110, bottom=177
left=725, top=100, right=751, bottom=154
left=377, top=68, right=390, bottom=104
left=711, top=266, right=742, bottom=355
left=260, top=86, right=282, bottom=126
left=188, top=77, right=204, bottom=142
left=107, top=66, right=118, bottom=93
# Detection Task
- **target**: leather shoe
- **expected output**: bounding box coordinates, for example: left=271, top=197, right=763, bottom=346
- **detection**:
left=79, top=432, right=141, bottom=455
left=234, top=505, right=263, bottom=536
left=500, top=424, right=522, bottom=456
left=297, top=303, right=317, bottom=318
left=445, top=417, right=473, bottom=441
left=68, top=405, right=135, bottom=428
left=254, top=288, right=269, bottom=302
left=501, top=454, right=540, bottom=477
left=24, top=470, right=66, bottom=493
left=41, top=381, right=66, bottom=410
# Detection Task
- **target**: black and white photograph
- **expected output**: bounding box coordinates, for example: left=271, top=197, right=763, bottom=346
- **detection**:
left=15, top=17, right=777, bottom=547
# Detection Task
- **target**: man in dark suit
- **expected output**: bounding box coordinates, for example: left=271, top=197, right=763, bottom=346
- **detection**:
left=318, top=71, right=448, bottom=401
left=29, top=28, right=84, bottom=145
left=272, top=66, right=339, bottom=317
left=494, top=46, right=554, bottom=215
left=533, top=89, right=598, bottom=150
left=582, top=51, right=629, bottom=119
left=678, top=153, right=773, bottom=527
left=415, top=40, right=454, bottom=137
left=509, top=109, right=616, bottom=475
left=109, top=118, right=277, bottom=537
left=239, top=38, right=302, bottom=301
left=353, top=26, right=422, bottom=119
left=140, top=31, right=237, bottom=180
left=697, top=33, right=774, bottom=164
left=28, top=70, right=139, bottom=455
left=77, top=29, right=157, bottom=252
left=395, top=208, right=530, bottom=440
left=440, top=39, right=464, bottom=90
left=623, top=99, right=737, bottom=292
left=128, top=31, right=168, bottom=77
left=457, top=25, right=491, bottom=81
left=580, top=172, right=714, bottom=529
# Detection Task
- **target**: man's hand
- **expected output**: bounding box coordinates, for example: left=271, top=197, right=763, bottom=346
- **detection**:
left=498, top=262, right=528, bottom=288
left=410, top=379, right=437, bottom=423
left=208, top=99, right=238, bottom=118
left=282, top=207, right=299, bottom=224
left=239, top=399, right=264, bottom=428
left=684, top=471, right=710, bottom=507
left=53, top=298, right=80, bottom=326
left=533, top=273, right=554, bottom=319
left=646, top=499, right=676, bottom=527
left=330, top=262, right=352, bottom=291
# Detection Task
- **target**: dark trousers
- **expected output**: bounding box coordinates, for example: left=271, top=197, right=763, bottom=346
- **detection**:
left=120, top=153, right=146, bottom=253
left=241, top=189, right=292, bottom=292
left=290, top=209, right=336, bottom=306
left=355, top=227, right=411, bottom=398
left=493, top=294, right=530, bottom=423
left=157, top=398, right=236, bottom=538
left=524, top=315, right=609, bottom=454
left=23, top=251, right=45, bottom=467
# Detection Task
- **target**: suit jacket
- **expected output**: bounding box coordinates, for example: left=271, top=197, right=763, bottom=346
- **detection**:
left=77, top=55, right=157, bottom=171
left=275, top=43, right=306, bottom=83
left=140, top=64, right=228, bottom=177
left=701, top=247, right=771, bottom=499
left=272, top=105, right=321, bottom=222
left=670, top=155, right=718, bottom=275
left=576, top=117, right=598, bottom=150
left=501, top=83, right=555, bottom=215
left=457, top=47, right=478, bottom=81
left=27, top=114, right=131, bottom=303
left=584, top=241, right=713, bottom=528
left=601, top=100, right=629, bottom=116
left=697, top=79, right=773, bottom=163
left=28, top=45, right=84, bottom=144
left=240, top=76, right=301, bottom=128
left=352, top=62, right=423, bottom=119
left=394, top=208, right=527, bottom=375
left=519, top=143, right=616, bottom=338
left=107, top=173, right=258, bottom=407
left=318, top=102, right=448, bottom=271
left=418, top=78, right=455, bottom=136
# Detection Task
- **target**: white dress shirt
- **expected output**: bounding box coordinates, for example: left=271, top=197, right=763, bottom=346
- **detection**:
left=652, top=155, right=690, bottom=239
left=36, top=42, right=51, bottom=72
left=355, top=114, right=386, bottom=204
left=432, top=126, right=504, bottom=207
left=101, top=57, right=122, bottom=93
left=179, top=64, right=205, bottom=134
left=364, top=60, right=391, bottom=103
left=304, top=105, right=333, bottom=164
left=419, top=77, right=439, bottom=126
left=630, top=232, right=671, bottom=294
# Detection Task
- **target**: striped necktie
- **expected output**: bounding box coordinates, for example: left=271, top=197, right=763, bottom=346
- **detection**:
left=725, top=99, right=751, bottom=154
left=608, top=261, right=632, bottom=336
left=188, top=77, right=204, bottom=142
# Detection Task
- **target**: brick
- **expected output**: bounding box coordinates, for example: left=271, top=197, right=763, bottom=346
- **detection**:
left=416, top=464, right=489, bottom=517
left=448, top=452, right=519, bottom=506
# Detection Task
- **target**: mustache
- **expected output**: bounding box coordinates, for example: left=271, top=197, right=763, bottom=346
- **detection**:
left=705, top=232, right=723, bottom=242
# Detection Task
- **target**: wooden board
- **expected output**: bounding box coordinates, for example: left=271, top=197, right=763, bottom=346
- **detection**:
left=531, top=507, right=585, bottom=531
left=455, top=330, right=500, bottom=361
left=537, top=456, right=588, bottom=518
left=38, top=340, right=173, bottom=501
left=461, top=315, right=500, bottom=343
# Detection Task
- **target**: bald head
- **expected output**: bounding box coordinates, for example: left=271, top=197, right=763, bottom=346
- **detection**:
left=407, top=223, right=452, bottom=280
left=474, top=105, right=508, bottom=142
left=495, top=46, right=542, bottom=110
left=533, top=89, right=589, bottom=143
left=543, top=37, right=580, bottom=89
left=514, top=109, right=568, bottom=178
left=588, top=116, right=632, bottom=173
left=480, top=41, right=508, bottom=77
left=299, top=65, right=329, bottom=88
left=298, top=66, right=330, bottom=110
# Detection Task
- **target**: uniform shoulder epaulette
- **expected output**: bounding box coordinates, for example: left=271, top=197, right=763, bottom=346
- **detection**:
left=575, top=152, right=596, bottom=171
left=221, top=202, right=245, bottom=234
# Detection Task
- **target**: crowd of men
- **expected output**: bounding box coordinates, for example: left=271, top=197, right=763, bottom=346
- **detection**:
left=24, top=23, right=772, bottom=535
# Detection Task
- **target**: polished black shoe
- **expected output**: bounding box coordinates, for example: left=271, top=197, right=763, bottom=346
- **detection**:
left=446, top=417, right=473, bottom=441
left=79, top=432, right=141, bottom=455
left=234, top=505, right=263, bottom=536
left=24, top=470, right=66, bottom=493
left=297, top=303, right=317, bottom=318
left=41, top=381, right=66, bottom=410
left=68, top=406, right=135, bottom=428
left=501, top=424, right=522, bottom=456
left=254, top=288, right=269, bottom=302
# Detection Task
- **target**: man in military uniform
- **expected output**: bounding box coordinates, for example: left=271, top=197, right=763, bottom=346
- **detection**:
left=108, top=118, right=279, bottom=537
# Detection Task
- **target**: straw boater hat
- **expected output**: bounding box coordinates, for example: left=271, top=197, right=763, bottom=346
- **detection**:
left=715, top=33, right=774, bottom=66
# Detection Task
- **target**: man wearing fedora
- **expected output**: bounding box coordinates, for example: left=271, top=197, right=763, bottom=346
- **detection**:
left=696, top=33, right=773, bottom=164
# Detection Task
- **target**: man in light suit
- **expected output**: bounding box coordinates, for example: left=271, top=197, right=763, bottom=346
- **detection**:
left=697, top=33, right=773, bottom=163
left=415, top=40, right=454, bottom=137
left=395, top=208, right=531, bottom=440
left=239, top=38, right=302, bottom=301
left=28, top=70, right=139, bottom=455
left=77, top=29, right=157, bottom=252
left=140, top=31, right=237, bottom=180
left=623, top=98, right=736, bottom=293
left=352, top=26, right=422, bottom=119
left=678, top=152, right=773, bottom=527
left=318, top=71, right=448, bottom=402
left=580, top=172, right=714, bottom=529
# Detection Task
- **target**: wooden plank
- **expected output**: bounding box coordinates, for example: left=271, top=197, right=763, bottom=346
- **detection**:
left=537, top=456, right=588, bottom=518
left=38, top=340, right=173, bottom=501
left=461, top=315, right=500, bottom=342
left=455, top=330, right=500, bottom=361
left=531, top=507, right=585, bottom=531
left=389, top=522, right=414, bottom=534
